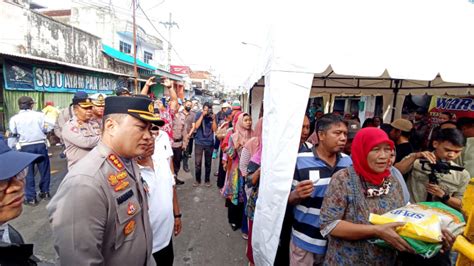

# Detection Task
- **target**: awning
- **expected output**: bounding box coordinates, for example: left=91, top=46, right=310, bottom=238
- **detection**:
left=102, top=44, right=157, bottom=71
left=0, top=51, right=127, bottom=76
left=156, top=68, right=183, bottom=82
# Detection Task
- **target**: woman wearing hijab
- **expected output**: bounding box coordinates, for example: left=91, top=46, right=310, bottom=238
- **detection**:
left=222, top=113, right=253, bottom=234
left=240, top=118, right=263, bottom=179
left=319, top=127, right=414, bottom=265
left=239, top=118, right=263, bottom=265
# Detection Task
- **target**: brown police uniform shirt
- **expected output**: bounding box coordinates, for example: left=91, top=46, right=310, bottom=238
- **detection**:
left=62, top=117, right=101, bottom=169
left=54, top=106, right=73, bottom=141
left=171, top=111, right=188, bottom=148
left=184, top=110, right=196, bottom=136
left=407, top=159, right=470, bottom=203
left=92, top=115, right=103, bottom=129
left=47, top=142, right=155, bottom=266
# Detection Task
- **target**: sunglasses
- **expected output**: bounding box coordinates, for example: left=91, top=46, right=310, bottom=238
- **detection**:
left=150, top=125, right=160, bottom=132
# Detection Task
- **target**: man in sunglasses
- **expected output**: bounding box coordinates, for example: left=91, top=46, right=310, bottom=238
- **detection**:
left=8, top=96, right=53, bottom=206
left=62, top=91, right=101, bottom=169
left=0, top=139, right=42, bottom=264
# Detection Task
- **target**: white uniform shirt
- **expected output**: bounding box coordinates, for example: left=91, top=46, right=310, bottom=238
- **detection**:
left=139, top=157, right=175, bottom=252
left=153, top=130, right=173, bottom=164
left=9, top=109, right=51, bottom=144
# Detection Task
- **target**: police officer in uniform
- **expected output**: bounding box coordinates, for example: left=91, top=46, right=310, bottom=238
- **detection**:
left=90, top=93, right=106, bottom=127
left=61, top=92, right=101, bottom=169
left=47, top=96, right=161, bottom=265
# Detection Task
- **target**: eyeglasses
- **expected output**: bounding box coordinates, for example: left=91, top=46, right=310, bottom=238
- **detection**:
left=150, top=125, right=160, bottom=132
left=0, top=168, right=27, bottom=195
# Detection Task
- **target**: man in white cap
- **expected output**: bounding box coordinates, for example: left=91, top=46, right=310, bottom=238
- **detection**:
left=90, top=93, right=107, bottom=127
left=388, top=118, right=414, bottom=163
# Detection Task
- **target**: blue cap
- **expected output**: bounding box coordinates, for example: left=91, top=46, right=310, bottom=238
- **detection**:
left=0, top=140, right=43, bottom=181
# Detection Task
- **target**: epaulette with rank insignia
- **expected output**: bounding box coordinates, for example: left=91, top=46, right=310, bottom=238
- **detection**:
left=107, top=154, right=124, bottom=171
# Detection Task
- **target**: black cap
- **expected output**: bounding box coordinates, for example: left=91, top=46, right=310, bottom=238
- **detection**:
left=104, top=96, right=164, bottom=126
left=116, top=87, right=131, bottom=96
left=18, top=96, right=34, bottom=106
left=72, top=91, right=93, bottom=107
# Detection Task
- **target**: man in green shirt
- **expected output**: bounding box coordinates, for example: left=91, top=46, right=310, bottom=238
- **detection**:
left=397, top=128, right=470, bottom=211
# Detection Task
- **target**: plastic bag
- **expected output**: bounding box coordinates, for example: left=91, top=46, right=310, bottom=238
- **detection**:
left=369, top=202, right=465, bottom=258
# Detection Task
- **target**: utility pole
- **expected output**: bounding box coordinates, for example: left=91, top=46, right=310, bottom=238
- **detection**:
left=132, top=0, right=138, bottom=93
left=160, top=13, right=179, bottom=71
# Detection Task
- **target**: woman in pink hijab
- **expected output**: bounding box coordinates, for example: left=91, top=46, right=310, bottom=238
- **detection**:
left=239, top=117, right=263, bottom=265
left=222, top=113, right=253, bottom=235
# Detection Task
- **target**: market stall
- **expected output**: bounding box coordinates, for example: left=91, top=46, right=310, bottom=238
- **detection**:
left=248, top=0, right=474, bottom=265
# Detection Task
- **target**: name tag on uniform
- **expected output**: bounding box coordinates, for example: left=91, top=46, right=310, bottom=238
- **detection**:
left=309, top=170, right=320, bottom=185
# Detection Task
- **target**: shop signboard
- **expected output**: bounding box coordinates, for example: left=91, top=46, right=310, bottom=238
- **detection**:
left=3, top=60, right=120, bottom=94
left=428, top=95, right=474, bottom=124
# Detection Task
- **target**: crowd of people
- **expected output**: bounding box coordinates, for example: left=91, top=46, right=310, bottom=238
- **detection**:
left=207, top=104, right=473, bottom=266
left=1, top=77, right=473, bottom=265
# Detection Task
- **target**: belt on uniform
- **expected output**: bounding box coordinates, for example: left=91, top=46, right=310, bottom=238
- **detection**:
left=173, top=138, right=183, bottom=142
left=19, top=140, right=46, bottom=146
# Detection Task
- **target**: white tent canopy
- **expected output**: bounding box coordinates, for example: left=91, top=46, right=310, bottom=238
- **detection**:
left=250, top=1, right=474, bottom=265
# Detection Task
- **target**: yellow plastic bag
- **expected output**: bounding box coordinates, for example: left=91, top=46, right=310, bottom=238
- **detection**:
left=370, top=210, right=442, bottom=243
left=369, top=202, right=465, bottom=258
left=370, top=202, right=466, bottom=243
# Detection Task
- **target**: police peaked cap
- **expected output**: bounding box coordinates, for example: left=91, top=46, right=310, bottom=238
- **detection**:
left=104, top=96, right=165, bottom=126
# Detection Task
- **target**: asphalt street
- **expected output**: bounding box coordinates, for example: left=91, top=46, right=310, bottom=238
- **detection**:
left=10, top=146, right=246, bottom=266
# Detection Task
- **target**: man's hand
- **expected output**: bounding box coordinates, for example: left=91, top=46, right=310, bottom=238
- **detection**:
left=145, top=76, right=157, bottom=87
left=425, top=183, right=446, bottom=198
left=202, top=109, right=208, bottom=116
left=174, top=217, right=182, bottom=236
left=416, top=151, right=436, bottom=164
left=222, top=160, right=227, bottom=169
left=440, top=228, right=455, bottom=253
left=374, top=223, right=415, bottom=253
left=294, top=180, right=314, bottom=200
left=162, top=78, right=172, bottom=88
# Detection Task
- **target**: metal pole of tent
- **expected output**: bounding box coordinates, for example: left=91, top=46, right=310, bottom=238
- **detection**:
left=249, top=87, right=253, bottom=117
left=391, top=79, right=400, bottom=122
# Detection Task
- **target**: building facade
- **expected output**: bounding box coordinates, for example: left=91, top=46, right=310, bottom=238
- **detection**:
left=0, top=0, right=182, bottom=133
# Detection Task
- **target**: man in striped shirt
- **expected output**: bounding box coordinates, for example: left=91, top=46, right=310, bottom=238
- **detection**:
left=288, top=113, right=352, bottom=265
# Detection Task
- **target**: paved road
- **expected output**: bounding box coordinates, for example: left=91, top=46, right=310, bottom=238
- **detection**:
left=11, top=146, right=246, bottom=266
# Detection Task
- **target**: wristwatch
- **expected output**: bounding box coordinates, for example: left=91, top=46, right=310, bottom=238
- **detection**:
left=441, top=193, right=450, bottom=202
left=174, top=213, right=182, bottom=218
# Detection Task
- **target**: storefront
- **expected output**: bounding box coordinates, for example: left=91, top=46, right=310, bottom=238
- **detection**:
left=0, top=55, right=128, bottom=133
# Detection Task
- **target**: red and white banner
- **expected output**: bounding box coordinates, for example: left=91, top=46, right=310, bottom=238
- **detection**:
left=170, top=65, right=191, bottom=75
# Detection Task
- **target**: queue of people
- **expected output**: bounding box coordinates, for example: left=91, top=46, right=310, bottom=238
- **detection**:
left=211, top=104, right=472, bottom=266
left=2, top=80, right=473, bottom=266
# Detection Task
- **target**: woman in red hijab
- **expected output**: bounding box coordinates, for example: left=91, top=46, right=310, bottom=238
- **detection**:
left=319, top=128, right=414, bottom=266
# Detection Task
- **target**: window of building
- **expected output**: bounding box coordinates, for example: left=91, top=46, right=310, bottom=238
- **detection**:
left=119, top=41, right=131, bottom=54
left=144, top=51, right=153, bottom=64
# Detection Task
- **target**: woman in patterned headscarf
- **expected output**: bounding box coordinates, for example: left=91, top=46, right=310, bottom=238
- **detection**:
left=222, top=113, right=253, bottom=235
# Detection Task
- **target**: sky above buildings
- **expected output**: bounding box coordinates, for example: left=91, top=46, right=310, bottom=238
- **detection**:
left=35, top=0, right=269, bottom=90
